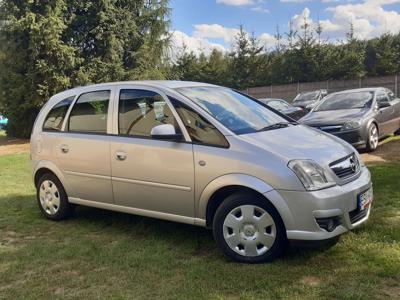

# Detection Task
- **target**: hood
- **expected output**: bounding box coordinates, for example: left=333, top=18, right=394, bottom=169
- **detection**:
left=301, top=108, right=367, bottom=126
left=239, top=124, right=353, bottom=167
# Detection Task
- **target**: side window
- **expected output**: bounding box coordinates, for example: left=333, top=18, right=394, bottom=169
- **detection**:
left=377, top=92, right=390, bottom=105
left=169, top=97, right=229, bottom=148
left=119, top=89, right=178, bottom=137
left=43, top=96, right=75, bottom=131
left=68, top=90, right=110, bottom=134
left=386, top=89, right=396, bottom=102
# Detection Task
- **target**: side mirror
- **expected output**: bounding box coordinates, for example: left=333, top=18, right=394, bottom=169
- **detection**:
left=378, top=101, right=391, bottom=109
left=150, top=124, right=182, bottom=141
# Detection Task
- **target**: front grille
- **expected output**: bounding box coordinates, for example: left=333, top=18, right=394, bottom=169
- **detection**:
left=349, top=208, right=368, bottom=224
left=330, top=154, right=359, bottom=179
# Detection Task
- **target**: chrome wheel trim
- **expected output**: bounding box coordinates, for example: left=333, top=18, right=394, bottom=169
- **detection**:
left=39, top=180, right=60, bottom=215
left=369, top=125, right=378, bottom=150
left=223, top=205, right=276, bottom=257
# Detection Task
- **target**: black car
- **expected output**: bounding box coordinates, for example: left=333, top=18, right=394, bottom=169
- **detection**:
left=292, top=89, right=328, bottom=111
left=300, top=87, right=400, bottom=151
left=259, top=98, right=307, bottom=120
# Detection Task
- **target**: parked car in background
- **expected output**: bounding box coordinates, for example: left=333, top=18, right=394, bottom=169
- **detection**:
left=0, top=114, right=8, bottom=130
left=259, top=98, right=307, bottom=120
left=293, top=89, right=328, bottom=111
left=31, top=81, right=373, bottom=263
left=300, top=87, right=400, bottom=152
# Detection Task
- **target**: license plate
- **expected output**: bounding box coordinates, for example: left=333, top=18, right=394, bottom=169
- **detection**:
left=358, top=187, right=373, bottom=211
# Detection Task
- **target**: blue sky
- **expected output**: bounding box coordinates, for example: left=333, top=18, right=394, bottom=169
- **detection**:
left=169, top=0, right=400, bottom=55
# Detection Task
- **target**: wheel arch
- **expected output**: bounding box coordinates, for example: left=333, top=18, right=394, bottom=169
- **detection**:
left=198, top=174, right=281, bottom=228
left=33, top=161, right=69, bottom=192
left=367, top=118, right=379, bottom=135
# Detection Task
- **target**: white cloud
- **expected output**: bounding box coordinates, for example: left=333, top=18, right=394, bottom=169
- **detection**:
left=169, top=31, right=226, bottom=59
left=251, top=6, right=270, bottom=13
left=193, top=24, right=240, bottom=44
left=291, top=7, right=312, bottom=31
left=217, top=0, right=270, bottom=15
left=289, top=1, right=400, bottom=40
left=170, top=24, right=279, bottom=58
left=324, top=0, right=400, bottom=39
left=280, top=0, right=310, bottom=3
left=259, top=33, right=277, bottom=48
left=216, top=0, right=256, bottom=6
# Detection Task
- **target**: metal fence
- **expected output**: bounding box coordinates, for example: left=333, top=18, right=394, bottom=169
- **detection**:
left=243, top=75, right=399, bottom=103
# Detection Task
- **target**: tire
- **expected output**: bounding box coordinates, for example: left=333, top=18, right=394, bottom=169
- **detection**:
left=36, top=173, right=74, bottom=221
left=213, top=192, right=287, bottom=263
left=366, top=123, right=379, bottom=152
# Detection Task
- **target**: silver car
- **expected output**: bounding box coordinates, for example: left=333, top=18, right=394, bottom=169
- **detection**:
left=31, top=81, right=373, bottom=263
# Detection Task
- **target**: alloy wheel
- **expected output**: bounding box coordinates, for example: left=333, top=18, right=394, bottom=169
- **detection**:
left=369, top=125, right=378, bottom=150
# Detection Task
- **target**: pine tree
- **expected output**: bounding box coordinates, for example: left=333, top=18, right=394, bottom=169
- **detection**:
left=372, top=34, right=398, bottom=75
left=339, top=22, right=367, bottom=79
left=0, top=0, right=78, bottom=137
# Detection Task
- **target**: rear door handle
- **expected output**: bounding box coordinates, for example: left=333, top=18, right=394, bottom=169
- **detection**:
left=60, top=144, right=69, bottom=153
left=115, top=151, right=127, bottom=161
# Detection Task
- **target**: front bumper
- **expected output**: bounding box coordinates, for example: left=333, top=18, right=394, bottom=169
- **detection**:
left=329, top=128, right=367, bottom=147
left=264, top=166, right=372, bottom=241
left=313, top=126, right=368, bottom=148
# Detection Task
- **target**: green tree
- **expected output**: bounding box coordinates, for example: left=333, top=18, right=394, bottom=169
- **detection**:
left=229, top=26, right=263, bottom=89
left=0, top=0, right=171, bottom=137
left=333, top=23, right=366, bottom=79
left=0, top=0, right=78, bottom=137
left=365, top=34, right=399, bottom=76
left=67, top=0, right=171, bottom=83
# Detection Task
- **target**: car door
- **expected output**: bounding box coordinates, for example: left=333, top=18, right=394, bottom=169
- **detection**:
left=109, top=86, right=195, bottom=218
left=375, top=91, right=395, bottom=136
left=386, top=89, right=400, bottom=133
left=55, top=86, right=115, bottom=204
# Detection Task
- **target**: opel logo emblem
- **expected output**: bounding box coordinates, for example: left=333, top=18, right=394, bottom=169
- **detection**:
left=349, top=156, right=356, bottom=172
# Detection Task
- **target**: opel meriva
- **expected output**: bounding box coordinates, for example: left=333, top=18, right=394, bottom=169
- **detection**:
left=31, top=81, right=373, bottom=263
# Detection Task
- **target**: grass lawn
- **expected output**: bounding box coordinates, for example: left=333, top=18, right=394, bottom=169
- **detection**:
left=0, top=153, right=399, bottom=299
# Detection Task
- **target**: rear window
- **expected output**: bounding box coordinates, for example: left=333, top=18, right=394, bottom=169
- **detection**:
left=68, top=91, right=110, bottom=134
left=43, top=96, right=75, bottom=131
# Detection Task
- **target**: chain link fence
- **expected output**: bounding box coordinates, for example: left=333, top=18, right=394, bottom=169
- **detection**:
left=243, top=75, right=399, bottom=103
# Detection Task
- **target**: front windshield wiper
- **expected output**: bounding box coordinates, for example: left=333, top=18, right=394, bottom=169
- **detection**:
left=258, top=121, right=298, bottom=132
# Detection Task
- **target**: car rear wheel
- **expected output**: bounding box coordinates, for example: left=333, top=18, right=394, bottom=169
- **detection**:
left=36, top=173, right=74, bottom=220
left=366, top=123, right=379, bottom=152
left=213, top=192, right=287, bottom=263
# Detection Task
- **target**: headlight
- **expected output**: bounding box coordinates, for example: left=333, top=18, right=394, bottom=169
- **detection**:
left=341, top=120, right=361, bottom=131
left=288, top=160, right=336, bottom=191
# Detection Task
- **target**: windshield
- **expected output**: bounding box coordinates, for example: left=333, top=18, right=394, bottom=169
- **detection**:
left=268, top=100, right=290, bottom=111
left=315, top=91, right=374, bottom=111
left=176, top=87, right=287, bottom=134
left=294, top=91, right=319, bottom=102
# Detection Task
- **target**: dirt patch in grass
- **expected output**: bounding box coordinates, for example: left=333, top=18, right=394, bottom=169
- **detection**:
left=360, top=137, right=400, bottom=166
left=0, top=133, right=29, bottom=156
left=300, top=276, right=321, bottom=287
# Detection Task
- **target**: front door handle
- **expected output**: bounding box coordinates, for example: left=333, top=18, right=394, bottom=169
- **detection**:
left=60, top=144, right=69, bottom=153
left=115, top=151, right=127, bottom=161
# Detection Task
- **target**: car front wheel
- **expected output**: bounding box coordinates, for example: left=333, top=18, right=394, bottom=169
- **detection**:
left=366, top=123, right=379, bottom=152
left=213, top=192, right=287, bottom=263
